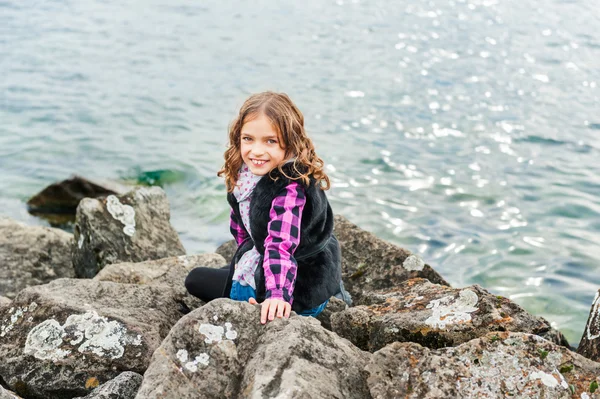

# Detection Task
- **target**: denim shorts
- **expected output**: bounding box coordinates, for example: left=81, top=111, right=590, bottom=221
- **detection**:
left=230, top=280, right=328, bottom=317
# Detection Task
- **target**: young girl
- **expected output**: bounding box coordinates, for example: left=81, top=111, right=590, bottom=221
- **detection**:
left=185, top=91, right=349, bottom=324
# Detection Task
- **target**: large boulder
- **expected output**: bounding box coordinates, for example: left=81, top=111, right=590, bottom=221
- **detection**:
left=94, top=253, right=226, bottom=311
left=332, top=278, right=569, bottom=352
left=73, top=372, right=142, bottom=399
left=0, top=279, right=183, bottom=399
left=366, top=332, right=600, bottom=399
left=578, top=290, right=600, bottom=362
left=27, top=176, right=127, bottom=225
left=72, top=187, right=186, bottom=278
left=333, top=215, right=448, bottom=301
left=0, top=217, right=74, bottom=298
left=135, top=299, right=372, bottom=399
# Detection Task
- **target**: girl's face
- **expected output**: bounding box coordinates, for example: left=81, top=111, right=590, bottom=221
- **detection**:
left=240, top=113, right=287, bottom=175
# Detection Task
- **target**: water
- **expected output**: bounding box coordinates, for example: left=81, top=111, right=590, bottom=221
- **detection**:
left=1, top=0, right=599, bottom=344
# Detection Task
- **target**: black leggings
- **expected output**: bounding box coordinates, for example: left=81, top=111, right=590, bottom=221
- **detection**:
left=185, top=266, right=232, bottom=303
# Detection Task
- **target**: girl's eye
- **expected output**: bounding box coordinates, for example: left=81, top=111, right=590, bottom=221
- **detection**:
left=242, top=137, right=252, bottom=142
left=267, top=139, right=277, bottom=144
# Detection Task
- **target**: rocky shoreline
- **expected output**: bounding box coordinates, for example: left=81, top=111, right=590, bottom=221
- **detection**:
left=1, top=186, right=599, bottom=398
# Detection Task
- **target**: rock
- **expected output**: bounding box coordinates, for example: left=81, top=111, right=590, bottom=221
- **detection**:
left=94, top=253, right=227, bottom=311
left=333, top=215, right=449, bottom=301
left=73, top=372, right=143, bottom=399
left=94, top=253, right=225, bottom=287
left=578, top=290, right=600, bottom=362
left=331, top=278, right=569, bottom=352
left=215, top=240, right=237, bottom=263
left=315, top=296, right=348, bottom=331
left=135, top=298, right=372, bottom=399
left=27, top=176, right=127, bottom=214
left=0, top=297, right=11, bottom=309
left=0, top=385, right=22, bottom=399
left=366, top=332, right=600, bottom=399
left=72, top=187, right=186, bottom=278
left=0, top=217, right=74, bottom=298
left=0, top=278, right=183, bottom=399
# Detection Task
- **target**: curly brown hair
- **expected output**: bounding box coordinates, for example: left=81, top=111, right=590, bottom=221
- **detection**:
left=217, top=91, right=331, bottom=193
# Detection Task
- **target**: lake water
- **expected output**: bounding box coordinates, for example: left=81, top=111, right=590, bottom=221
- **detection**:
left=1, top=0, right=599, bottom=344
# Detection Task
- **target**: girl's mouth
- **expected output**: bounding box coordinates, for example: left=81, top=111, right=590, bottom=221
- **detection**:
left=251, top=159, right=268, bottom=166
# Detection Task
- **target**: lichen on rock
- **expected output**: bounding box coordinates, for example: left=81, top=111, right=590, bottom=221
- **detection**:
left=24, top=310, right=143, bottom=361
left=425, top=289, right=479, bottom=329
left=106, top=195, right=136, bottom=237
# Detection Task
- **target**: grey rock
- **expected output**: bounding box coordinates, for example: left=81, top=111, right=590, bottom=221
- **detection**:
left=0, top=278, right=183, bottom=399
left=27, top=175, right=128, bottom=226
left=0, top=386, right=22, bottom=399
left=0, top=217, right=74, bottom=298
left=578, top=289, right=600, bottom=362
left=135, top=298, right=372, bottom=399
left=333, top=215, right=449, bottom=302
left=366, top=332, right=600, bottom=399
left=331, top=278, right=569, bottom=352
left=215, top=240, right=237, bottom=263
left=72, top=187, right=186, bottom=278
left=73, top=372, right=143, bottom=399
left=94, top=253, right=226, bottom=311
left=315, top=296, right=348, bottom=331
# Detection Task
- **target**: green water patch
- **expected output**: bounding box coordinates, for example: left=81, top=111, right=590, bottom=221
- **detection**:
left=123, top=168, right=189, bottom=187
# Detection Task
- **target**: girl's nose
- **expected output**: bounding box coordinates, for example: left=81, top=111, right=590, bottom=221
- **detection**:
left=251, top=145, right=266, bottom=156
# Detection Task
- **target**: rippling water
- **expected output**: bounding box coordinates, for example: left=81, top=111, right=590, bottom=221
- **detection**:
left=1, top=0, right=599, bottom=343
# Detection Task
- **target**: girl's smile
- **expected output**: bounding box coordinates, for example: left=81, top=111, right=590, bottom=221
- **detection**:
left=241, top=113, right=286, bottom=176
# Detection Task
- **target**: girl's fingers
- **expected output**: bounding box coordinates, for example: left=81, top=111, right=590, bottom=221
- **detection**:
left=276, top=303, right=284, bottom=318
left=260, top=301, right=270, bottom=324
left=248, top=297, right=258, bottom=305
left=268, top=301, right=277, bottom=321
left=284, top=303, right=291, bottom=318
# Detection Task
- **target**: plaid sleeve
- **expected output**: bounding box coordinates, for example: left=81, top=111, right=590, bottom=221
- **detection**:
left=262, top=182, right=306, bottom=305
left=230, top=208, right=249, bottom=246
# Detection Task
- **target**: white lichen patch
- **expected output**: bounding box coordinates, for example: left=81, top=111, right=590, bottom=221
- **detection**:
left=585, top=291, right=600, bottom=340
left=529, top=371, right=560, bottom=388
left=24, top=310, right=143, bottom=362
left=403, top=254, right=425, bottom=271
left=581, top=393, right=590, bottom=399
left=185, top=353, right=210, bottom=371
left=176, top=349, right=188, bottom=363
left=199, top=323, right=225, bottom=344
left=199, top=322, right=238, bottom=344
left=106, top=195, right=136, bottom=237
left=78, top=234, right=84, bottom=249
left=224, top=322, right=238, bottom=340
left=425, top=289, right=479, bottom=329
left=176, top=348, right=210, bottom=372
left=1, top=302, right=38, bottom=337
left=24, top=319, right=72, bottom=361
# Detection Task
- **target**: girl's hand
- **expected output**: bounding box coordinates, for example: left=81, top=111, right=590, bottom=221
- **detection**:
left=248, top=297, right=291, bottom=324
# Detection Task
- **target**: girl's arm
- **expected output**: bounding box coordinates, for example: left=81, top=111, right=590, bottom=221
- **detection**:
left=262, top=182, right=306, bottom=305
left=230, top=208, right=249, bottom=246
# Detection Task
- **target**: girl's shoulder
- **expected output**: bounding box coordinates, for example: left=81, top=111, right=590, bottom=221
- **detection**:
left=268, top=162, right=315, bottom=189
